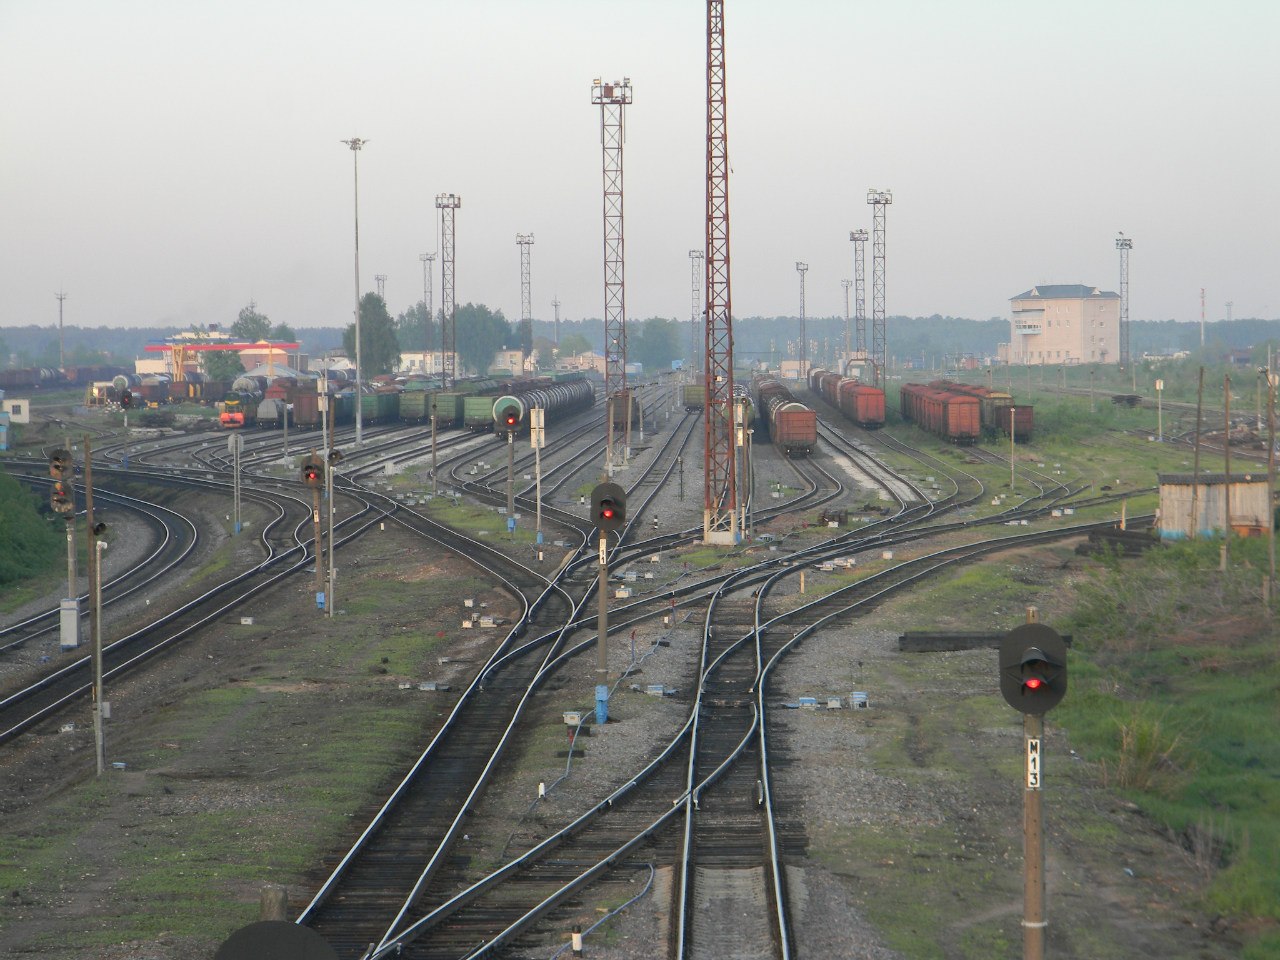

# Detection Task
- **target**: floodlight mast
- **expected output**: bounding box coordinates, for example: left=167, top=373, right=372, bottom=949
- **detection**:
left=850, top=228, right=869, bottom=357
left=516, top=234, right=534, bottom=367
left=795, top=261, right=809, bottom=380
left=592, top=78, right=632, bottom=475
left=703, top=0, right=739, bottom=544
left=867, top=190, right=892, bottom=388
left=1117, top=233, right=1133, bottom=370
left=436, top=193, right=462, bottom=389
left=341, top=137, right=368, bottom=445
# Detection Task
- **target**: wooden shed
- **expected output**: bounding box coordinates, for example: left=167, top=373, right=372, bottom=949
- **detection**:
left=1157, top=473, right=1273, bottom=540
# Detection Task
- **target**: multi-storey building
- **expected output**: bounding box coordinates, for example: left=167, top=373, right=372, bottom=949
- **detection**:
left=1003, top=284, right=1120, bottom=365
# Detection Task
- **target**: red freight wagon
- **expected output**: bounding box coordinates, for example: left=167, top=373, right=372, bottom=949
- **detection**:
left=839, top=382, right=886, bottom=428
left=771, top=403, right=818, bottom=456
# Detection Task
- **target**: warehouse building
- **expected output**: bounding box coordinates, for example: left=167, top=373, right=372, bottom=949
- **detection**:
left=1002, top=284, right=1121, bottom=365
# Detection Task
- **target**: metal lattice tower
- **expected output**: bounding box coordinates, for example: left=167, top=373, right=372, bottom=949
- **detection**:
left=867, top=191, right=892, bottom=387
left=516, top=234, right=534, bottom=367
left=1116, top=233, right=1132, bottom=369
left=703, top=0, right=738, bottom=544
left=841, top=279, right=853, bottom=371
left=436, top=193, right=461, bottom=388
left=375, top=274, right=387, bottom=299
left=689, top=249, right=704, bottom=370
left=850, top=228, right=868, bottom=356
left=552, top=297, right=561, bottom=347
left=419, top=252, right=436, bottom=367
left=593, top=78, right=632, bottom=452
left=795, top=261, right=809, bottom=380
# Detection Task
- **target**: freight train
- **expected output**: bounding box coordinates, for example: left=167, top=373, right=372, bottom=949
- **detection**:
left=898, top=383, right=981, bottom=444
left=751, top=378, right=817, bottom=456
left=926, top=380, right=1033, bottom=441
left=483, top=375, right=596, bottom=434
left=807, top=368, right=886, bottom=429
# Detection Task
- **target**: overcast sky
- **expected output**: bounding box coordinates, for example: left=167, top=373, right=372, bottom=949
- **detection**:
left=2, top=0, right=1276, bottom=337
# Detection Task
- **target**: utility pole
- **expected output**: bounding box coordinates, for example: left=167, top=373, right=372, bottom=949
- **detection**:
left=516, top=234, right=534, bottom=368
left=841, top=279, right=853, bottom=374
left=1224, top=375, right=1232, bottom=568
left=593, top=78, right=632, bottom=476
left=419, top=252, right=436, bottom=375
left=436, top=193, right=462, bottom=388
left=689, top=249, right=704, bottom=372
left=341, top=137, right=367, bottom=447
left=83, top=436, right=106, bottom=776
left=867, top=191, right=892, bottom=387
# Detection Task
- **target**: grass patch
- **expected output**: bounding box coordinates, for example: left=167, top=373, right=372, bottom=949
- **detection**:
left=1058, top=537, right=1280, bottom=939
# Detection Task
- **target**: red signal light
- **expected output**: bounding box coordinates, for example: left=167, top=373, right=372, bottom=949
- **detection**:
left=1023, top=676, right=1044, bottom=690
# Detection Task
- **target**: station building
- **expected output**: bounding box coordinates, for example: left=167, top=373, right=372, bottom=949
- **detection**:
left=1001, top=284, right=1121, bottom=365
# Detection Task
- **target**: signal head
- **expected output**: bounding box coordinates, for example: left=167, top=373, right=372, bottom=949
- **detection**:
left=999, top=625, right=1068, bottom=714
left=120, top=389, right=134, bottom=409
left=49, top=448, right=72, bottom=480
left=590, top=481, right=627, bottom=534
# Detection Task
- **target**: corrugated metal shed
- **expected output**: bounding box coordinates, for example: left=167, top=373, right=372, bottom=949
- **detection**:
left=1157, top=473, right=1272, bottom=540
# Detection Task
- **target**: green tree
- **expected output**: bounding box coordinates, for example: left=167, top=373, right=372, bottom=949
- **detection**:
left=395, top=302, right=438, bottom=357
left=453, top=303, right=512, bottom=376
left=269, top=322, right=296, bottom=342
left=559, top=332, right=592, bottom=357
left=232, top=304, right=271, bottom=341
left=532, top=335, right=558, bottom=369
left=0, top=470, right=63, bottom=585
left=343, top=293, right=400, bottom=378
left=630, top=317, right=680, bottom=373
left=202, top=349, right=245, bottom=382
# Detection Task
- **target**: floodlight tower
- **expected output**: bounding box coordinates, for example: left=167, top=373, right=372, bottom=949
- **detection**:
left=689, top=249, right=704, bottom=371
left=703, top=0, right=739, bottom=544
left=419, top=252, right=436, bottom=371
left=1116, top=233, right=1133, bottom=369
left=375, top=274, right=387, bottom=299
left=516, top=234, right=534, bottom=368
left=436, top=193, right=461, bottom=389
left=867, top=191, right=892, bottom=387
left=552, top=297, right=561, bottom=347
left=56, top=291, right=68, bottom=371
left=841, top=279, right=853, bottom=372
left=850, top=228, right=869, bottom=356
left=593, top=78, right=632, bottom=472
left=341, top=136, right=368, bottom=445
left=795, top=261, right=810, bottom=380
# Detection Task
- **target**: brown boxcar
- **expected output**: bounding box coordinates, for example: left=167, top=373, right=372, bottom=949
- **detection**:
left=839, top=381, right=886, bottom=428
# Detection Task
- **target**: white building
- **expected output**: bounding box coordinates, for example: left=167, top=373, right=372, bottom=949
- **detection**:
left=1003, top=284, right=1121, bottom=365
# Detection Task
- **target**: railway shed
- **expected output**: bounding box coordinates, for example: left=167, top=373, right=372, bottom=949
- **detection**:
left=1157, top=472, right=1273, bottom=540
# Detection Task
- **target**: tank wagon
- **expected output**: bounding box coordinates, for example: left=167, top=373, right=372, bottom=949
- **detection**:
left=927, top=380, right=1033, bottom=441
left=487, top=377, right=595, bottom=434
left=462, top=376, right=556, bottom=432
left=752, top=378, right=817, bottom=457
left=899, top=383, right=980, bottom=444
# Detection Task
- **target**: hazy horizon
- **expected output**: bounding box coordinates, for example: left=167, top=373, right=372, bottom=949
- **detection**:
left=3, top=1, right=1276, bottom=334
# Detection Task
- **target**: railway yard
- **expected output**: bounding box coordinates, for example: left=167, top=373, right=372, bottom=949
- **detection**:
left=0, top=376, right=1271, bottom=959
